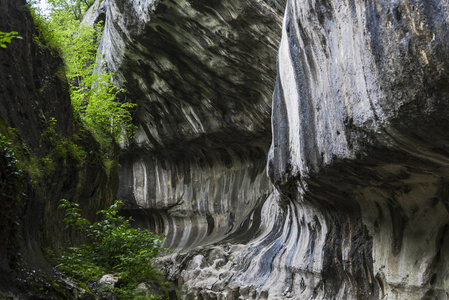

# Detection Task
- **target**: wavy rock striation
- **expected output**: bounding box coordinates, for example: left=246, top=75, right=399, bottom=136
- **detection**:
left=94, top=0, right=449, bottom=299
left=264, top=1, right=449, bottom=298
left=167, top=1, right=449, bottom=299
left=86, top=0, right=286, bottom=251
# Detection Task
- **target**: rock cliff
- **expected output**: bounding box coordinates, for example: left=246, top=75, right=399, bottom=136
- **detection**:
left=2, top=0, right=449, bottom=299
left=92, top=0, right=449, bottom=299
left=265, top=1, right=449, bottom=298
left=84, top=0, right=286, bottom=251
left=0, top=0, right=117, bottom=297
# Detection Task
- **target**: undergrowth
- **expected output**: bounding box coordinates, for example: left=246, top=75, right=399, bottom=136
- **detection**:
left=56, top=199, right=169, bottom=299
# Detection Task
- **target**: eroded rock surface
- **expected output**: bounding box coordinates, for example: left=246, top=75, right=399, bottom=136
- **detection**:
left=86, top=0, right=286, bottom=251
left=263, top=1, right=449, bottom=298
left=95, top=0, right=285, bottom=150
left=95, top=0, right=449, bottom=299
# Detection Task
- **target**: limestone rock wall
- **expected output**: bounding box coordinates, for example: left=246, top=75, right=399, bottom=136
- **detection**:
left=96, top=0, right=285, bottom=150
left=168, top=0, right=449, bottom=299
left=88, top=0, right=286, bottom=250
left=160, top=0, right=449, bottom=299
left=265, top=0, right=449, bottom=298
left=94, top=0, right=449, bottom=299
left=118, top=144, right=271, bottom=252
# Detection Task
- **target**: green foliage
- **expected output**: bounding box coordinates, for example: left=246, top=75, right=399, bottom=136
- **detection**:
left=4, top=128, right=45, bottom=184
left=47, top=0, right=95, bottom=20
left=27, top=4, right=58, bottom=51
left=56, top=199, right=168, bottom=299
left=0, top=31, right=22, bottom=48
left=3, top=124, right=81, bottom=186
left=29, top=1, right=137, bottom=144
left=70, top=68, right=138, bottom=144
left=41, top=117, right=86, bottom=167
left=0, top=134, right=23, bottom=188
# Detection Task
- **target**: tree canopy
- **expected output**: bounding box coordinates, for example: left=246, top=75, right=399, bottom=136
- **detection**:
left=46, top=0, right=95, bottom=20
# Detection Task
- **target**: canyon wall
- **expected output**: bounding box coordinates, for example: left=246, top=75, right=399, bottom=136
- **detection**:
left=1, top=0, right=448, bottom=298
left=0, top=0, right=117, bottom=297
left=94, top=0, right=449, bottom=299
left=265, top=1, right=449, bottom=298
left=270, top=1, right=449, bottom=298
left=0, top=0, right=444, bottom=298
left=85, top=0, right=286, bottom=251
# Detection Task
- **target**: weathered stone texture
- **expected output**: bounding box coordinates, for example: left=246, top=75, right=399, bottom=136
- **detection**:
left=95, top=0, right=285, bottom=150
left=118, top=145, right=271, bottom=252
left=265, top=0, right=449, bottom=298
left=87, top=0, right=286, bottom=251
left=157, top=0, right=449, bottom=299
left=94, top=0, right=449, bottom=299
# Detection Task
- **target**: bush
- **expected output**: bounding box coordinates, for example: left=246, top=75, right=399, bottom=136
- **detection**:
left=40, top=117, right=86, bottom=168
left=56, top=199, right=168, bottom=299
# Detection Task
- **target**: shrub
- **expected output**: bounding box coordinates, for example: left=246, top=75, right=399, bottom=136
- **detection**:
left=29, top=3, right=137, bottom=145
left=40, top=117, right=86, bottom=168
left=56, top=199, right=168, bottom=299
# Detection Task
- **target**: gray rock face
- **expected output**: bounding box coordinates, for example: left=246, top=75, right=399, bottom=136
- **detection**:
left=118, top=144, right=271, bottom=251
left=88, top=0, right=286, bottom=251
left=264, top=0, right=449, bottom=298
left=96, top=0, right=449, bottom=299
left=96, top=0, right=285, bottom=150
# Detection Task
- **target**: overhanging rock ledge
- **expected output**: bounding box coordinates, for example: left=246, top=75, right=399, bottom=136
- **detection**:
left=88, top=0, right=449, bottom=299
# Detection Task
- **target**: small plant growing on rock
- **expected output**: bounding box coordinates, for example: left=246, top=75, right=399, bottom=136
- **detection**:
left=0, top=31, right=22, bottom=48
left=56, top=199, right=168, bottom=299
left=40, top=117, right=86, bottom=168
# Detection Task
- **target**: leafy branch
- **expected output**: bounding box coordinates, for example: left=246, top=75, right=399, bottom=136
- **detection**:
left=0, top=31, right=22, bottom=48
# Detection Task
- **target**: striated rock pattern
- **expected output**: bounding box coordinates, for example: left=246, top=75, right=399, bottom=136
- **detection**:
left=160, top=0, right=449, bottom=299
left=95, top=0, right=285, bottom=149
left=86, top=0, right=287, bottom=251
left=95, top=0, right=449, bottom=299
left=118, top=144, right=271, bottom=252
left=264, top=0, right=449, bottom=298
